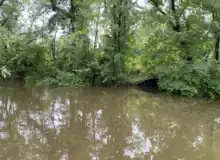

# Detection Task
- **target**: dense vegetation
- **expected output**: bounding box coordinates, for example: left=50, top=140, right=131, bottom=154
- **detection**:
left=1, top=0, right=220, bottom=98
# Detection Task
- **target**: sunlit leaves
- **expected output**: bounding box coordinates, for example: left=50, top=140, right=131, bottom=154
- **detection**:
left=0, top=66, right=11, bottom=78
left=23, top=0, right=30, bottom=4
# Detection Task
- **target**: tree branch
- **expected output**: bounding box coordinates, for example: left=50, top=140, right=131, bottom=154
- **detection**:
left=1, top=17, right=8, bottom=26
left=50, top=0, right=57, bottom=11
left=179, top=1, right=188, bottom=18
left=149, top=0, right=177, bottom=31
left=0, top=0, right=6, bottom=6
left=149, top=0, right=166, bottom=15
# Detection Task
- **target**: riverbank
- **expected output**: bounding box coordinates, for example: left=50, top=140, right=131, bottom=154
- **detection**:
left=1, top=59, right=220, bottom=99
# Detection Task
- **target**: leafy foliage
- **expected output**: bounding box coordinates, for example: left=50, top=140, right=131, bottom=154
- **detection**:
left=2, top=0, right=220, bottom=98
left=0, top=66, right=11, bottom=78
left=158, top=60, right=220, bottom=98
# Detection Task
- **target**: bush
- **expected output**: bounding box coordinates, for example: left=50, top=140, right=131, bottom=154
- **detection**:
left=158, top=60, right=220, bottom=98
left=37, top=71, right=83, bottom=87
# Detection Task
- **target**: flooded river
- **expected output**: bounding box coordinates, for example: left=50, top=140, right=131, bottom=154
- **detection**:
left=0, top=84, right=220, bottom=160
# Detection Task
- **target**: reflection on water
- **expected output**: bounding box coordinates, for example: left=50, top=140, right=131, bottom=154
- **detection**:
left=0, top=85, right=220, bottom=159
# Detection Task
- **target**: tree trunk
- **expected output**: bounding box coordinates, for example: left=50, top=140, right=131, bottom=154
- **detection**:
left=215, top=34, right=220, bottom=61
left=170, top=0, right=180, bottom=32
left=51, top=38, right=56, bottom=60
left=70, top=0, right=77, bottom=33
left=94, top=4, right=101, bottom=50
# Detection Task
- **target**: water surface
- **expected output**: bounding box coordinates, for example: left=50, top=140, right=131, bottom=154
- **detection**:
left=0, top=85, right=220, bottom=160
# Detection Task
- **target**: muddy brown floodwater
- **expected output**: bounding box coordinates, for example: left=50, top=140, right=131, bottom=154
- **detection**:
left=0, top=84, right=220, bottom=160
